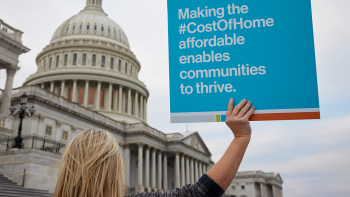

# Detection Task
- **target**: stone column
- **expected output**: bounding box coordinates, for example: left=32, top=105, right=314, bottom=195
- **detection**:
left=194, top=159, right=198, bottom=182
left=127, top=88, right=131, bottom=115
left=95, top=81, right=101, bottom=110
left=272, top=185, right=279, bottom=197
left=140, top=95, right=144, bottom=119
left=123, top=144, right=130, bottom=188
left=144, top=98, right=147, bottom=121
left=83, top=80, right=89, bottom=107
left=185, top=156, right=190, bottom=184
left=60, top=80, right=65, bottom=97
left=50, top=81, right=54, bottom=92
left=135, top=91, right=139, bottom=117
left=198, top=161, right=202, bottom=178
left=260, top=183, right=267, bottom=197
left=114, top=89, right=118, bottom=112
left=145, top=146, right=150, bottom=190
left=175, top=151, right=180, bottom=188
left=180, top=154, right=185, bottom=187
left=157, top=150, right=162, bottom=190
left=163, top=152, right=168, bottom=191
left=136, top=143, right=144, bottom=192
left=72, top=79, right=77, bottom=102
left=107, top=83, right=112, bottom=111
left=0, top=66, right=16, bottom=116
left=118, top=86, right=123, bottom=112
left=151, top=148, right=156, bottom=190
left=190, top=158, right=194, bottom=184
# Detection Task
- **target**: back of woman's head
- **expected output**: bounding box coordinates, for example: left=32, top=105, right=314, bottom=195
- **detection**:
left=53, top=129, right=124, bottom=197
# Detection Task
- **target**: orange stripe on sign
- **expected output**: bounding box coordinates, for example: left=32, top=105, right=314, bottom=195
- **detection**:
left=249, top=112, right=320, bottom=121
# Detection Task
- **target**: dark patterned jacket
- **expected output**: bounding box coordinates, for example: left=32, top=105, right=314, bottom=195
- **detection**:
left=127, top=174, right=224, bottom=197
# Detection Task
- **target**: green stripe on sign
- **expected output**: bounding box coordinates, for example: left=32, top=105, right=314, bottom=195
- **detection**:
left=216, top=115, right=221, bottom=122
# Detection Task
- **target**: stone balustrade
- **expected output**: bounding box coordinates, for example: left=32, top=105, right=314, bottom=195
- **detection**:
left=0, top=20, right=23, bottom=43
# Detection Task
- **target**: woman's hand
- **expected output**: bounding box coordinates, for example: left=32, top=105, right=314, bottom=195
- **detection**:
left=206, top=99, right=255, bottom=190
left=225, top=98, right=255, bottom=139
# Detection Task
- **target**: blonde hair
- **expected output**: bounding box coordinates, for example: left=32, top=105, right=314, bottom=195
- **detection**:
left=53, top=129, right=124, bottom=197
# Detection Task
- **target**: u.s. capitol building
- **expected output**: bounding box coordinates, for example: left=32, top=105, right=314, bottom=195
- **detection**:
left=0, top=1, right=283, bottom=197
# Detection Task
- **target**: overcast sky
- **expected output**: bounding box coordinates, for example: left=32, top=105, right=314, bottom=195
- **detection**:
left=1, top=0, right=349, bottom=196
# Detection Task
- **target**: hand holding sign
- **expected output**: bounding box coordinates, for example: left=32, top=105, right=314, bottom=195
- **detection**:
left=225, top=99, right=254, bottom=139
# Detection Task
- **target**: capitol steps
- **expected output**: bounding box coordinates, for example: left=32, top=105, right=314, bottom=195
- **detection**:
left=0, top=174, right=53, bottom=197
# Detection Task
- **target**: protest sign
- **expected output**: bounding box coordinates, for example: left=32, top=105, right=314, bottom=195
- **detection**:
left=167, top=0, right=320, bottom=123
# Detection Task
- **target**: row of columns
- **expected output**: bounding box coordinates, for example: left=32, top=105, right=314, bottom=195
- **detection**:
left=124, top=143, right=210, bottom=193
left=40, top=80, right=147, bottom=121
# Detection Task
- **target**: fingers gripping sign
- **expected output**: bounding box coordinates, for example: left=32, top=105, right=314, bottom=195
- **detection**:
left=225, top=99, right=255, bottom=138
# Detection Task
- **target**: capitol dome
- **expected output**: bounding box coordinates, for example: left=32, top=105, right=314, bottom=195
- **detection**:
left=50, top=1, right=130, bottom=48
left=23, top=0, right=149, bottom=123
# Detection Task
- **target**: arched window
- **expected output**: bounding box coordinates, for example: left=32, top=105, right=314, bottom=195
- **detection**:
left=56, top=56, right=60, bottom=67
left=111, top=91, right=114, bottom=109
left=78, top=87, right=85, bottom=105
left=68, top=87, right=73, bottom=101
left=125, top=62, right=128, bottom=74
left=92, top=54, right=96, bottom=66
left=101, top=26, right=104, bottom=32
left=100, top=89, right=105, bottom=108
left=58, top=88, right=61, bottom=96
left=82, top=54, right=87, bottom=65
left=49, top=57, right=52, bottom=68
left=89, top=88, right=95, bottom=106
left=114, top=29, right=116, bottom=35
left=93, top=0, right=95, bottom=4
left=64, top=54, right=68, bottom=66
left=101, top=56, right=105, bottom=67
left=66, top=26, right=69, bottom=31
left=73, top=54, right=77, bottom=65
left=110, top=57, right=114, bottom=69
left=87, top=24, right=90, bottom=30
left=94, top=24, right=97, bottom=31
left=80, top=23, right=82, bottom=30
left=130, top=66, right=133, bottom=75
left=108, top=28, right=111, bottom=33
left=118, top=60, right=121, bottom=71
left=44, top=60, right=47, bottom=69
left=119, top=31, right=121, bottom=38
left=73, top=24, right=75, bottom=30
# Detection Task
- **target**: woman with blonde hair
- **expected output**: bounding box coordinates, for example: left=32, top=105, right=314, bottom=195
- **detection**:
left=53, top=99, right=254, bottom=197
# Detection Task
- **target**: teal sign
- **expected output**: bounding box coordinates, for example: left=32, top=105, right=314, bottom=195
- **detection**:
left=167, top=0, right=320, bottom=123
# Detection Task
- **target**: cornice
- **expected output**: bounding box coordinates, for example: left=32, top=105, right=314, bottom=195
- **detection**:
left=0, top=32, right=30, bottom=54
left=11, top=95, right=127, bottom=136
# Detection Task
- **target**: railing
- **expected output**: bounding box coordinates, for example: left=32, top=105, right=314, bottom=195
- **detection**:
left=0, top=19, right=23, bottom=42
left=0, top=134, right=66, bottom=155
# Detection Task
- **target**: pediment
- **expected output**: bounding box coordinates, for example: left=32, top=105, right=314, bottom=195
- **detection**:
left=181, top=132, right=211, bottom=155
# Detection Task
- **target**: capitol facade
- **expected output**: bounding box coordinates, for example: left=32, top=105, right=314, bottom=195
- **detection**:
left=0, top=1, right=283, bottom=197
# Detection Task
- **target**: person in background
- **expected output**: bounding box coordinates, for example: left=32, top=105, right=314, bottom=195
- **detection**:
left=53, top=99, right=254, bottom=197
